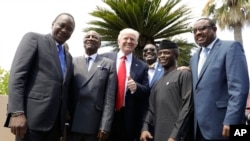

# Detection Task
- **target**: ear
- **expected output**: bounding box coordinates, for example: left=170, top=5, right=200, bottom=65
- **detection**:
left=213, top=26, right=217, bottom=32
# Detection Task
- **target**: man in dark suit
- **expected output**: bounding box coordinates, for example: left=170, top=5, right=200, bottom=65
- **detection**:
left=142, top=43, right=164, bottom=89
left=190, top=18, right=249, bottom=141
left=4, top=13, right=75, bottom=141
left=102, top=28, right=149, bottom=141
left=67, top=30, right=117, bottom=141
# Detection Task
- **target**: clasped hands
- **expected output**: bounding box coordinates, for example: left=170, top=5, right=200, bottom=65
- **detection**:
left=97, top=130, right=109, bottom=141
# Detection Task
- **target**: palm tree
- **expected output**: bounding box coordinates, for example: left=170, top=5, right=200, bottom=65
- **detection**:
left=202, top=0, right=250, bottom=45
left=84, top=0, right=194, bottom=66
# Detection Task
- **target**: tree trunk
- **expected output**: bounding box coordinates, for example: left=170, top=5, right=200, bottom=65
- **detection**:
left=233, top=23, right=243, bottom=45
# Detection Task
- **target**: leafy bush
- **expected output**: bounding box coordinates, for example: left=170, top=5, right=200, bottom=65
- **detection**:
left=0, top=67, right=9, bottom=95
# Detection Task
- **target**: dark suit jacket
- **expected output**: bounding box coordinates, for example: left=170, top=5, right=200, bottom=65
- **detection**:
left=5, top=32, right=73, bottom=133
left=69, top=55, right=117, bottom=134
left=190, top=39, right=249, bottom=140
left=102, top=52, right=150, bottom=140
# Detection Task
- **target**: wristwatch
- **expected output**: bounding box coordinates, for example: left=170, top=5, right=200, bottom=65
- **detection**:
left=11, top=112, right=24, bottom=117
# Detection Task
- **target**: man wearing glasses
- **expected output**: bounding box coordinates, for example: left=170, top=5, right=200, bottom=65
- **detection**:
left=190, top=17, right=249, bottom=141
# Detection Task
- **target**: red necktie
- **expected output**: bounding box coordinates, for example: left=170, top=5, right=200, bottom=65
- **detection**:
left=116, top=56, right=126, bottom=110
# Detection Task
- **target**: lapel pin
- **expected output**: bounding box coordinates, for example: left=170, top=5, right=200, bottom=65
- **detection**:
left=166, top=82, right=169, bottom=85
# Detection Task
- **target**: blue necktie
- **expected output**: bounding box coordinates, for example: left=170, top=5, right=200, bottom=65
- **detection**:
left=57, top=44, right=65, bottom=75
left=86, top=57, right=92, bottom=71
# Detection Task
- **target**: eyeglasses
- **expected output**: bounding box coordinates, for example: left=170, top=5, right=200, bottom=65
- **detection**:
left=143, top=48, right=155, bottom=52
left=192, top=25, right=213, bottom=34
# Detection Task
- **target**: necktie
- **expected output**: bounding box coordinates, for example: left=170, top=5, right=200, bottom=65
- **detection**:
left=57, top=44, right=65, bottom=75
left=86, top=57, right=92, bottom=71
left=198, top=47, right=209, bottom=76
left=116, top=56, right=126, bottom=110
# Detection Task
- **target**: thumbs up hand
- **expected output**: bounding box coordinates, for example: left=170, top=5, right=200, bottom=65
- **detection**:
left=127, top=75, right=137, bottom=93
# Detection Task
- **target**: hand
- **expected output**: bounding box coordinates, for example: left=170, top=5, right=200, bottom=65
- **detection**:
left=127, top=76, right=137, bottom=93
left=140, top=131, right=153, bottom=141
left=9, top=114, right=28, bottom=138
left=177, top=66, right=190, bottom=71
left=222, top=125, right=230, bottom=137
left=167, top=137, right=176, bottom=141
left=97, top=130, right=109, bottom=141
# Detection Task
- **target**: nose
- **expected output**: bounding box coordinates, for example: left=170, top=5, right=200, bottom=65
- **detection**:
left=158, top=52, right=163, bottom=58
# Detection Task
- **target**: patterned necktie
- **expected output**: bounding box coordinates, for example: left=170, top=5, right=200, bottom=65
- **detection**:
left=86, top=57, right=92, bottom=71
left=116, top=56, right=126, bottom=111
left=57, top=44, right=65, bottom=75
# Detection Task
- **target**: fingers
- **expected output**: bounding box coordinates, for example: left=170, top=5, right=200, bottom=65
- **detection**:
left=97, top=130, right=109, bottom=141
left=127, top=76, right=137, bottom=92
left=10, top=115, right=28, bottom=138
left=222, top=125, right=230, bottom=137
left=140, top=131, right=153, bottom=141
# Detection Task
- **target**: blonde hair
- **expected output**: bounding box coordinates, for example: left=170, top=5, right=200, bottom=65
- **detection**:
left=118, top=28, right=140, bottom=44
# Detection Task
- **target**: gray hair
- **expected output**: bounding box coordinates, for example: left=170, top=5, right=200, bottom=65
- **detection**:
left=118, top=28, right=140, bottom=44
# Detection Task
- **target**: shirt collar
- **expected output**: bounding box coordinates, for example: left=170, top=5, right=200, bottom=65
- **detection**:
left=117, top=50, right=132, bottom=62
left=85, top=53, right=97, bottom=61
left=202, top=37, right=218, bottom=50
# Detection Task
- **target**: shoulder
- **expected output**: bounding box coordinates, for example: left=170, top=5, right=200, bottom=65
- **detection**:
left=176, top=69, right=192, bottom=77
left=217, top=39, right=242, bottom=48
left=133, top=57, right=147, bottom=67
left=24, top=32, right=45, bottom=38
left=100, top=52, right=116, bottom=58
left=73, top=56, right=84, bottom=63
left=21, top=32, right=44, bottom=40
left=100, top=55, right=115, bottom=64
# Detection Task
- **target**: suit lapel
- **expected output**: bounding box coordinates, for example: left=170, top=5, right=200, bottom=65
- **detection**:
left=150, top=63, right=163, bottom=88
left=130, top=56, right=140, bottom=80
left=196, top=39, right=221, bottom=86
left=46, top=34, right=64, bottom=80
left=81, top=55, right=103, bottom=87
left=63, top=51, right=72, bottom=83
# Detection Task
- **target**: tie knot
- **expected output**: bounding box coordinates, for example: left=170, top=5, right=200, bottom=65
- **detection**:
left=87, top=56, right=92, bottom=61
left=121, top=56, right=126, bottom=60
left=58, top=44, right=63, bottom=49
left=203, top=47, right=209, bottom=53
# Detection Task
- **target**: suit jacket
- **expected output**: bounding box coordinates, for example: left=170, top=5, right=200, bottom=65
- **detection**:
left=149, top=62, right=164, bottom=89
left=5, top=32, right=73, bottom=133
left=101, top=52, right=150, bottom=140
left=190, top=39, right=249, bottom=140
left=69, top=55, right=117, bottom=134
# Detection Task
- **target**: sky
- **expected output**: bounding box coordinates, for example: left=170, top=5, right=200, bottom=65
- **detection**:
left=0, top=0, right=249, bottom=71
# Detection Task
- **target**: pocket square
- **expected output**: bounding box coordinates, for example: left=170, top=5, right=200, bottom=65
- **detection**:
left=98, top=65, right=108, bottom=70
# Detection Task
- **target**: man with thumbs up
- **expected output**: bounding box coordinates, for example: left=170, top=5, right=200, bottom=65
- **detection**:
left=102, top=28, right=149, bottom=141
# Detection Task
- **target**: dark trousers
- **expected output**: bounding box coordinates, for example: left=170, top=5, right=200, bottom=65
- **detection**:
left=196, top=124, right=228, bottom=141
left=16, top=120, right=61, bottom=141
left=107, top=107, right=138, bottom=141
left=67, top=132, right=97, bottom=141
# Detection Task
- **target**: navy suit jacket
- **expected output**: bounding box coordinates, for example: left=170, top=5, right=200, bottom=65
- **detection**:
left=190, top=39, right=249, bottom=140
left=101, top=52, right=149, bottom=140
left=149, top=62, right=164, bottom=89
left=5, top=32, right=73, bottom=133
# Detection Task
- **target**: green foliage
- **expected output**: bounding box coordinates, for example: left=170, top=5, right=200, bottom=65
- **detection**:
left=0, top=68, right=9, bottom=95
left=84, top=0, right=195, bottom=66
